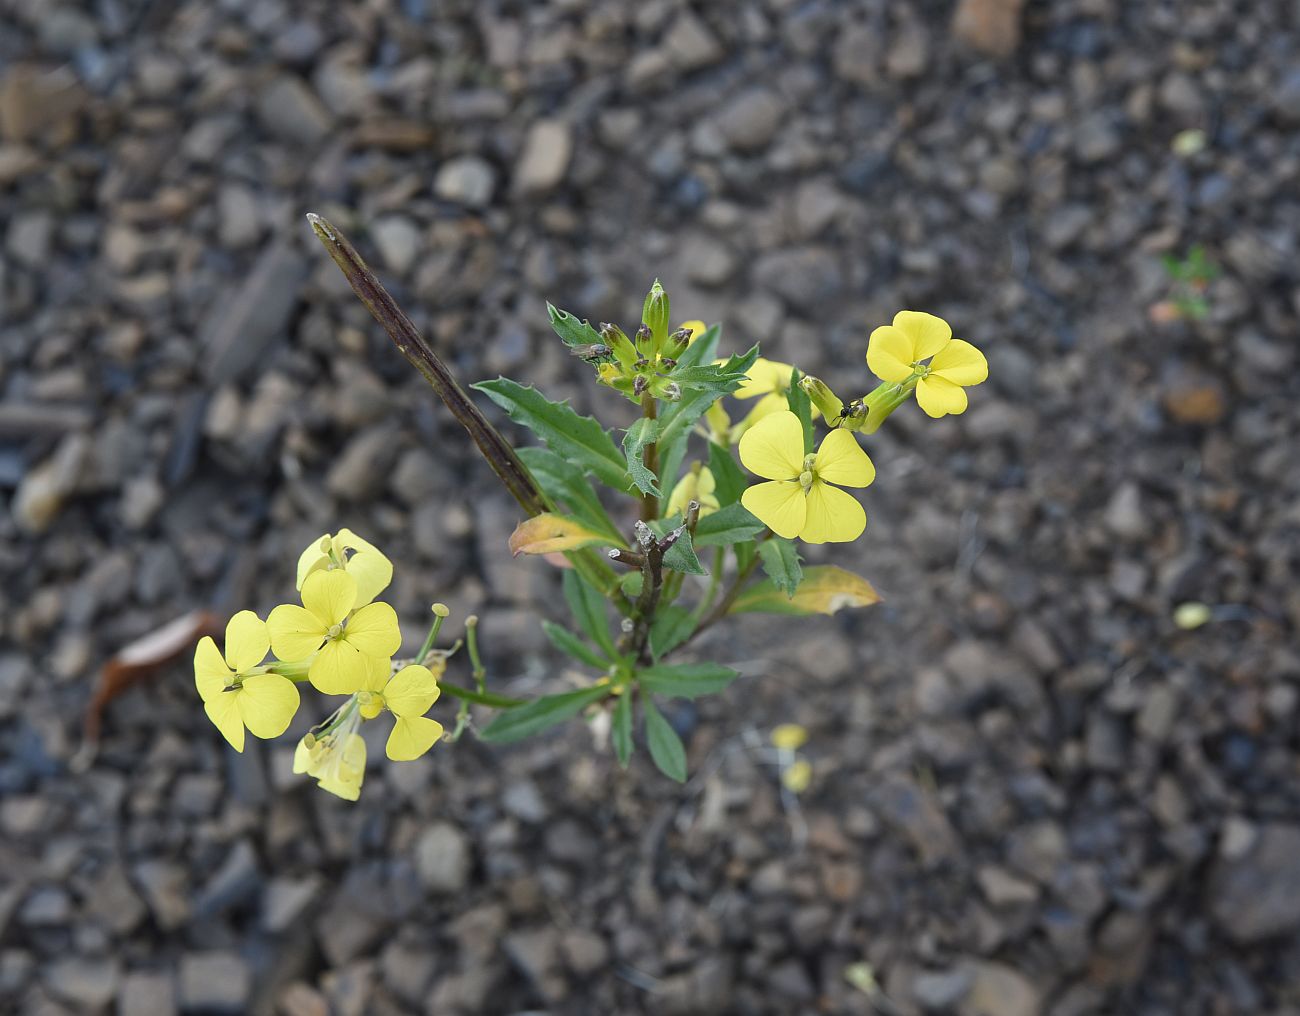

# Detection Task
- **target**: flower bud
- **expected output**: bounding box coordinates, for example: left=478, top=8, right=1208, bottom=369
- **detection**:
left=663, top=326, right=692, bottom=359
left=642, top=279, right=670, bottom=352
left=799, top=376, right=844, bottom=424
left=600, top=322, right=637, bottom=370
left=634, top=322, right=655, bottom=358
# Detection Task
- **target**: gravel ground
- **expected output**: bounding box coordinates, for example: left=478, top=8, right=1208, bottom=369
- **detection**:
left=3, top=1, right=1300, bottom=1014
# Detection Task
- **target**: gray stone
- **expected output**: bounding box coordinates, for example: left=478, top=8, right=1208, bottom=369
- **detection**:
left=752, top=247, right=843, bottom=312
left=869, top=774, right=959, bottom=867
left=257, top=76, right=332, bottom=146
left=6, top=209, right=52, bottom=268
left=976, top=865, right=1040, bottom=907
left=326, top=426, right=401, bottom=499
left=43, top=956, right=120, bottom=1009
left=261, top=876, right=322, bottom=933
left=201, top=242, right=307, bottom=384
left=714, top=88, right=785, bottom=152
left=664, top=12, right=723, bottom=71
left=1074, top=114, right=1121, bottom=163
left=414, top=821, right=472, bottom=894
left=434, top=156, right=497, bottom=208
left=13, top=432, right=88, bottom=534
left=1274, top=68, right=1300, bottom=124
left=502, top=778, right=549, bottom=823
left=560, top=928, right=609, bottom=975
left=513, top=120, right=572, bottom=197
left=216, top=184, right=260, bottom=249
left=683, top=233, right=736, bottom=286
left=179, top=952, right=250, bottom=1013
left=1210, top=823, right=1300, bottom=942
left=371, top=216, right=420, bottom=274
left=958, top=960, right=1040, bottom=1016
left=118, top=970, right=177, bottom=1016
left=913, top=967, right=974, bottom=1009
left=1103, top=482, right=1146, bottom=540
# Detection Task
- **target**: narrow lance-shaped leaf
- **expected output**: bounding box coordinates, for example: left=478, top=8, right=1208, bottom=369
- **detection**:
left=612, top=692, right=633, bottom=768
left=649, top=605, right=698, bottom=659
left=478, top=685, right=611, bottom=744
left=473, top=378, right=631, bottom=492
left=517, top=446, right=623, bottom=544
left=541, top=621, right=610, bottom=669
left=731, top=565, right=882, bottom=616
left=707, top=440, right=747, bottom=507
left=757, top=538, right=803, bottom=598
left=694, top=502, right=766, bottom=547
left=563, top=569, right=618, bottom=657
left=638, top=662, right=739, bottom=699
left=509, top=513, right=626, bottom=556
left=642, top=695, right=687, bottom=782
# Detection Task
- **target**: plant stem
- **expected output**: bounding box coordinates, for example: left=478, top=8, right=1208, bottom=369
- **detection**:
left=640, top=393, right=658, bottom=522
left=684, top=532, right=770, bottom=645
left=415, top=609, right=447, bottom=666
left=307, top=213, right=548, bottom=517
left=465, top=616, right=486, bottom=692
left=692, top=547, right=726, bottom=622
left=620, top=521, right=666, bottom=665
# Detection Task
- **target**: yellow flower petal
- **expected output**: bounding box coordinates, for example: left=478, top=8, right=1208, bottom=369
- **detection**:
left=266, top=604, right=327, bottom=662
left=736, top=358, right=794, bottom=400
left=316, top=733, right=366, bottom=800
left=771, top=723, right=808, bottom=751
left=892, top=310, right=951, bottom=360
left=360, top=654, right=391, bottom=694
left=224, top=610, right=269, bottom=673
left=782, top=758, right=812, bottom=794
left=812, top=430, right=875, bottom=489
left=194, top=636, right=232, bottom=702
left=342, top=601, right=401, bottom=659
left=295, top=534, right=331, bottom=590
left=383, top=664, right=440, bottom=718
left=741, top=480, right=807, bottom=540
left=292, top=736, right=314, bottom=774
left=800, top=481, right=866, bottom=544
left=337, top=529, right=393, bottom=606
left=928, top=338, right=988, bottom=387
left=301, top=569, right=357, bottom=628
left=203, top=692, right=245, bottom=752
left=308, top=638, right=369, bottom=695
left=738, top=410, right=805, bottom=481
left=915, top=375, right=969, bottom=418
left=386, top=715, right=444, bottom=761
left=865, top=325, right=915, bottom=383
left=236, top=674, right=300, bottom=739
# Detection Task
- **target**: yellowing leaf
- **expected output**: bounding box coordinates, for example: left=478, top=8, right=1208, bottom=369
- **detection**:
left=731, top=565, right=881, bottom=616
left=508, top=513, right=624, bottom=557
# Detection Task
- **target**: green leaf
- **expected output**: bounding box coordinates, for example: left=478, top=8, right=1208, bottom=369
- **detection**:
left=787, top=366, right=813, bottom=454
left=612, top=693, right=633, bottom=768
left=546, top=302, right=602, bottom=349
left=638, top=662, right=739, bottom=699
left=437, top=681, right=526, bottom=708
left=542, top=621, right=610, bottom=669
left=474, top=378, right=630, bottom=492
left=669, top=362, right=752, bottom=396
left=656, top=430, right=690, bottom=514
left=649, top=605, right=697, bottom=659
left=478, top=685, right=611, bottom=743
left=694, top=502, right=765, bottom=546
left=707, top=441, right=747, bottom=507
left=622, top=417, right=661, bottom=497
left=757, top=538, right=803, bottom=598
left=563, top=570, right=617, bottom=656
left=509, top=513, right=624, bottom=556
left=517, top=447, right=623, bottom=543
left=642, top=696, right=687, bottom=782
left=620, top=571, right=643, bottom=598
left=662, top=528, right=707, bottom=575
left=731, top=564, right=882, bottom=616
left=734, top=539, right=756, bottom=573
left=655, top=344, right=760, bottom=451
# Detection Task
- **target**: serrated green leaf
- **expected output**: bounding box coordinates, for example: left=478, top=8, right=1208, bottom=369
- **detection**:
left=731, top=565, right=882, bottom=616
left=638, top=662, right=739, bottom=699
left=662, top=528, right=707, bottom=575
left=757, top=538, right=803, bottom=598
left=542, top=620, right=610, bottom=669
left=669, top=363, right=752, bottom=396
left=563, top=570, right=617, bottom=656
left=517, top=447, right=623, bottom=543
left=622, top=417, right=661, bottom=497
left=474, top=378, right=630, bottom=492
left=655, top=344, right=760, bottom=451
left=547, top=302, right=603, bottom=349
left=707, top=441, right=747, bottom=507
left=478, top=685, right=611, bottom=744
left=612, top=693, right=633, bottom=768
left=649, top=605, right=697, bottom=659
left=787, top=367, right=814, bottom=455
left=642, top=696, right=687, bottom=782
left=694, top=502, right=765, bottom=546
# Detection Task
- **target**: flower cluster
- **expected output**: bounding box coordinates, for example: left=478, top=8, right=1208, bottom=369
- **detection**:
left=194, top=529, right=450, bottom=801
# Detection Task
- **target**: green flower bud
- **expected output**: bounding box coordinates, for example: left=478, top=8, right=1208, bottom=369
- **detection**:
left=641, top=279, right=670, bottom=352
left=663, top=326, right=691, bottom=359
left=799, top=376, right=844, bottom=424
left=599, top=322, right=637, bottom=370
left=635, top=322, right=656, bottom=358
left=852, top=379, right=916, bottom=434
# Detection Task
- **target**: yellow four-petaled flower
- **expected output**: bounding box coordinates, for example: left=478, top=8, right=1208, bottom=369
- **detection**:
left=739, top=411, right=875, bottom=544
left=194, top=611, right=300, bottom=752
left=866, top=311, right=987, bottom=418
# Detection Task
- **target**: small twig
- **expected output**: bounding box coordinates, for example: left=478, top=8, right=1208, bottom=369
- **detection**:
left=608, top=548, right=646, bottom=569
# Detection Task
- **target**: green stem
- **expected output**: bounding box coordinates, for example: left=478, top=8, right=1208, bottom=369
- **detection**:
left=415, top=605, right=448, bottom=666
left=465, top=616, right=486, bottom=692
left=640, top=392, right=659, bottom=522
left=693, top=547, right=726, bottom=622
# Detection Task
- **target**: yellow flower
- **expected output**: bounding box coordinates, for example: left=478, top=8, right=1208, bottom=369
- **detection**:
left=866, top=311, right=988, bottom=419
left=296, top=528, right=393, bottom=608
left=735, top=357, right=803, bottom=423
left=738, top=411, right=875, bottom=544
left=771, top=723, right=808, bottom=751
left=357, top=663, right=446, bottom=761
left=782, top=758, right=813, bottom=794
left=194, top=611, right=300, bottom=752
left=294, top=719, right=367, bottom=801
left=704, top=400, right=733, bottom=447
left=666, top=466, right=720, bottom=518
left=267, top=570, right=401, bottom=695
